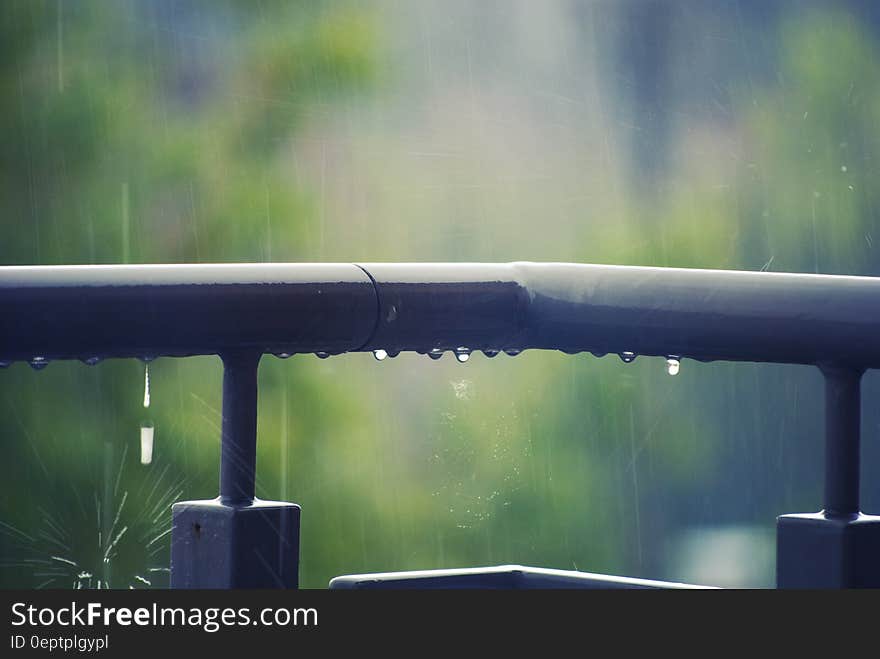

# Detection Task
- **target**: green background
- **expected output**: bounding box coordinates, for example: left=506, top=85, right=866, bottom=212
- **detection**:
left=2, top=0, right=880, bottom=588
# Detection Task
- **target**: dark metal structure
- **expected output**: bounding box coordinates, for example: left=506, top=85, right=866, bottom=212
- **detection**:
left=1, top=261, right=878, bottom=588
left=329, top=565, right=713, bottom=589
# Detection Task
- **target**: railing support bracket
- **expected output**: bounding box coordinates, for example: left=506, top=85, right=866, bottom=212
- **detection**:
left=777, top=365, right=880, bottom=588
left=170, top=351, right=301, bottom=588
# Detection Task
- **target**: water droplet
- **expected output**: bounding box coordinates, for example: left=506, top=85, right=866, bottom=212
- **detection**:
left=618, top=351, right=637, bottom=363
left=666, top=357, right=681, bottom=376
left=82, top=356, right=103, bottom=366
left=29, top=357, right=49, bottom=371
left=137, top=355, right=156, bottom=363
left=591, top=351, right=607, bottom=358
left=140, top=423, right=154, bottom=465
left=454, top=348, right=471, bottom=363
left=482, top=350, right=499, bottom=358
left=387, top=350, right=400, bottom=359
left=143, top=364, right=151, bottom=408
left=428, top=350, right=444, bottom=360
left=315, top=352, right=330, bottom=359
left=504, top=349, right=521, bottom=357
left=0, top=360, right=11, bottom=368
left=373, top=349, right=388, bottom=361
left=274, top=352, right=293, bottom=359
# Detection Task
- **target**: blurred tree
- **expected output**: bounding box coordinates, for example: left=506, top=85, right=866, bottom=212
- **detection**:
left=0, top=0, right=377, bottom=588
left=3, top=1, right=880, bottom=591
left=554, top=7, right=880, bottom=581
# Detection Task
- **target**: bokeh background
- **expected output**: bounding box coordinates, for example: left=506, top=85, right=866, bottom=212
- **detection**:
left=2, top=0, right=880, bottom=588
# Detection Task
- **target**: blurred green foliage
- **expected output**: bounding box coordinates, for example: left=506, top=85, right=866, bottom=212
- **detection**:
left=1, top=2, right=879, bottom=589
left=0, top=0, right=380, bottom=588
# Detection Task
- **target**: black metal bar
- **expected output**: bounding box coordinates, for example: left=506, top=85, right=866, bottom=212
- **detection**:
left=0, top=263, right=376, bottom=361
left=2, top=263, right=880, bottom=367
left=356, top=263, right=524, bottom=354
left=219, top=350, right=261, bottom=505
left=822, top=365, right=863, bottom=517
left=5, top=261, right=880, bottom=589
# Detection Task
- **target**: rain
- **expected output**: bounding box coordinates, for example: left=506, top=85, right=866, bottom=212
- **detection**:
left=2, top=1, right=880, bottom=591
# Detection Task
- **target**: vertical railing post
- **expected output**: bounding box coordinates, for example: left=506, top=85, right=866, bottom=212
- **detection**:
left=219, top=350, right=260, bottom=505
left=823, top=366, right=862, bottom=518
left=777, top=365, right=880, bottom=588
left=170, top=352, right=301, bottom=588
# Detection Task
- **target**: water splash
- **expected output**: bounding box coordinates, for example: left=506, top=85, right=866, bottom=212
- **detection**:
left=74, top=571, right=94, bottom=589
left=666, top=357, right=681, bottom=376
left=373, top=349, right=388, bottom=361
left=0, top=443, right=181, bottom=589
left=29, top=357, right=49, bottom=371
left=51, top=555, right=78, bottom=567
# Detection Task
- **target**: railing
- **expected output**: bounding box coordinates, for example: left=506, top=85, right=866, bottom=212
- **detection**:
left=2, top=262, right=879, bottom=588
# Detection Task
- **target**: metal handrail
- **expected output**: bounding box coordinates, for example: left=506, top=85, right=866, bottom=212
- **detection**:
left=2, top=262, right=880, bottom=366
left=2, top=262, right=878, bottom=588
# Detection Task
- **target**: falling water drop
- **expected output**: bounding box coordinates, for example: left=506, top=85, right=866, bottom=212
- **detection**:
left=373, top=349, right=388, bottom=361
left=618, top=351, right=637, bottom=363
left=666, top=357, right=681, bottom=376
left=29, top=356, right=49, bottom=370
left=141, top=363, right=153, bottom=465
left=315, top=352, right=330, bottom=359
left=141, top=364, right=154, bottom=464
left=454, top=348, right=471, bottom=363
left=482, top=350, right=499, bottom=358
left=428, top=349, right=444, bottom=360
left=140, top=423, right=154, bottom=465
left=143, top=364, right=151, bottom=408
